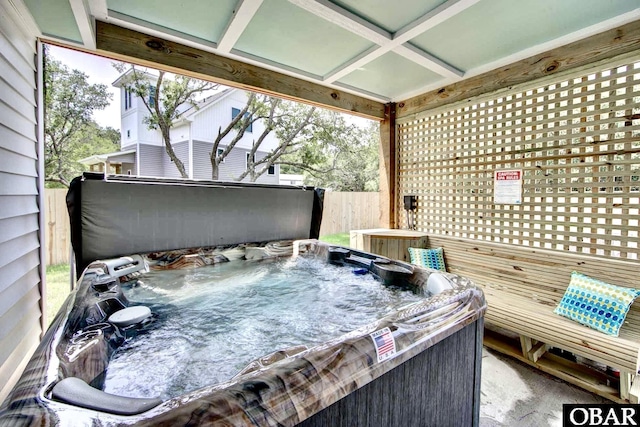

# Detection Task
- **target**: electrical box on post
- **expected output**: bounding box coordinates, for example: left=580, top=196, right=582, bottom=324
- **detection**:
left=404, top=195, right=417, bottom=211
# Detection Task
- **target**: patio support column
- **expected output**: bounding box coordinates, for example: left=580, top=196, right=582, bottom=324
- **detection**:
left=379, top=102, right=396, bottom=229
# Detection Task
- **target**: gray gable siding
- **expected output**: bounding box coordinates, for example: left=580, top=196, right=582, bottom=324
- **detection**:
left=192, top=140, right=278, bottom=184
left=138, top=144, right=163, bottom=177
left=0, top=8, right=42, bottom=403
left=192, top=140, right=213, bottom=180
left=162, top=141, right=189, bottom=179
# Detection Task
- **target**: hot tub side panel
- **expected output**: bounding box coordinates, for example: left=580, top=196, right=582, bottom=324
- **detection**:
left=297, top=319, right=484, bottom=427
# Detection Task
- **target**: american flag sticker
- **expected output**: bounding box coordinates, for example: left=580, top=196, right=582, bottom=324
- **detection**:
left=370, top=327, right=396, bottom=362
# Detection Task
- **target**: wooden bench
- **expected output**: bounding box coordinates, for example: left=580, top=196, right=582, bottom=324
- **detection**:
left=426, top=235, right=640, bottom=403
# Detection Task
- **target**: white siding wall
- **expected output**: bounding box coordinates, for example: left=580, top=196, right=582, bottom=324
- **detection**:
left=119, top=87, right=137, bottom=148
left=191, top=90, right=280, bottom=152
left=169, top=123, right=190, bottom=145
left=135, top=99, right=163, bottom=145
left=0, top=4, right=42, bottom=404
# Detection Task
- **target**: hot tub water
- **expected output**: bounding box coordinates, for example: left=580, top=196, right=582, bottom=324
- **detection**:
left=103, top=256, right=423, bottom=400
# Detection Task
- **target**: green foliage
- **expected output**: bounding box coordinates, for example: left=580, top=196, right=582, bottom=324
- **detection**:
left=319, top=233, right=350, bottom=247
left=281, top=114, right=380, bottom=191
left=227, top=93, right=379, bottom=189
left=44, top=48, right=114, bottom=187
left=45, top=264, right=71, bottom=327
left=45, top=122, right=120, bottom=188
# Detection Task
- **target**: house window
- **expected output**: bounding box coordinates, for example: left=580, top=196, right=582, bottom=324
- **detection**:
left=232, top=107, right=252, bottom=132
left=246, top=152, right=255, bottom=170
left=149, top=85, right=156, bottom=108
left=268, top=164, right=276, bottom=175
left=124, top=89, right=133, bottom=110
left=217, top=148, right=225, bottom=163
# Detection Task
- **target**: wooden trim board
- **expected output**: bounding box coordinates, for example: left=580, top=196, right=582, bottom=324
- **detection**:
left=91, top=21, right=386, bottom=120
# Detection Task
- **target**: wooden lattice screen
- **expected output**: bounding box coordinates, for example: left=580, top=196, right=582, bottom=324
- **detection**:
left=397, top=56, right=640, bottom=260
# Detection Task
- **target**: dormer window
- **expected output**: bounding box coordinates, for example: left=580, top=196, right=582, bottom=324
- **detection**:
left=232, top=107, right=252, bottom=133
left=149, top=85, right=156, bottom=108
left=124, top=89, right=133, bottom=110
left=246, top=152, right=255, bottom=170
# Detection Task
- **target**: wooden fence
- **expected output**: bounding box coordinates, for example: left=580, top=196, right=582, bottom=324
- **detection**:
left=43, top=189, right=380, bottom=265
left=45, top=189, right=71, bottom=266
left=319, top=192, right=380, bottom=236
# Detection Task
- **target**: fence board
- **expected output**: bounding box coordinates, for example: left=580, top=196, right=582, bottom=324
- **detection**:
left=319, top=192, right=380, bottom=236
left=44, top=189, right=70, bottom=266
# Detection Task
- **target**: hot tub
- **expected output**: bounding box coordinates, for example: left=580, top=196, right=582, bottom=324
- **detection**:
left=0, top=175, right=486, bottom=426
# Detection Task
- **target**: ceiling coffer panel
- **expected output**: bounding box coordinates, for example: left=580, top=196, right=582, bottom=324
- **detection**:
left=25, top=0, right=82, bottom=43
left=107, top=0, right=237, bottom=44
left=330, top=0, right=449, bottom=33
left=234, top=0, right=375, bottom=77
left=337, top=51, right=443, bottom=100
left=410, top=0, right=640, bottom=72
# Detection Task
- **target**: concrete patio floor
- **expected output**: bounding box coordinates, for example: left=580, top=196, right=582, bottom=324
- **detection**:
left=480, top=347, right=609, bottom=426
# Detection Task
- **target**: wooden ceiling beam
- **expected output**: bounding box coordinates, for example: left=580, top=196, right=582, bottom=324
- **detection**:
left=95, top=21, right=385, bottom=120
left=397, top=19, right=640, bottom=119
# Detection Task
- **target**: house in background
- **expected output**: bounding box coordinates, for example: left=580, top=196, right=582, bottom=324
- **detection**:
left=279, top=173, right=305, bottom=186
left=82, top=71, right=281, bottom=184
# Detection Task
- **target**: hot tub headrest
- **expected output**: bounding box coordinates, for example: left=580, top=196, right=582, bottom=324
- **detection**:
left=67, top=174, right=324, bottom=277
left=52, top=377, right=162, bottom=415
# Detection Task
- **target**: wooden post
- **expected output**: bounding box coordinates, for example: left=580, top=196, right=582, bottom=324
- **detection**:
left=379, top=102, right=396, bottom=229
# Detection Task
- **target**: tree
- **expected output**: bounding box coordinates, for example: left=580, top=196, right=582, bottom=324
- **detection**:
left=213, top=93, right=374, bottom=183
left=275, top=110, right=379, bottom=191
left=234, top=98, right=317, bottom=182
left=44, top=49, right=113, bottom=187
left=114, top=64, right=218, bottom=178
left=306, top=121, right=380, bottom=191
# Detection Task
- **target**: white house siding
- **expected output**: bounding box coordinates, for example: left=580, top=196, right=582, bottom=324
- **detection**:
left=162, top=141, right=189, bottom=179
left=138, top=144, right=164, bottom=177
left=190, top=91, right=280, bottom=152
left=170, top=123, right=190, bottom=145
left=136, top=106, right=163, bottom=146
left=119, top=91, right=137, bottom=148
left=0, top=5, right=42, bottom=403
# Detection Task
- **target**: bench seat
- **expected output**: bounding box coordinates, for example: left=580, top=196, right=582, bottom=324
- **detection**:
left=485, top=288, right=640, bottom=374
left=424, top=235, right=640, bottom=402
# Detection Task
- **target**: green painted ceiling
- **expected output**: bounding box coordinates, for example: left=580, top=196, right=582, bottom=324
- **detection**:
left=235, top=0, right=374, bottom=76
left=410, top=0, right=640, bottom=71
left=24, top=0, right=640, bottom=102
left=24, top=0, right=81, bottom=43
left=107, top=0, right=237, bottom=43
left=338, top=52, right=443, bottom=99
left=330, top=0, right=448, bottom=33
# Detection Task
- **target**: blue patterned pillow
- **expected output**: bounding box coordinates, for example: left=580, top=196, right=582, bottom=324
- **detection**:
left=408, top=247, right=447, bottom=271
left=554, top=271, right=640, bottom=337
